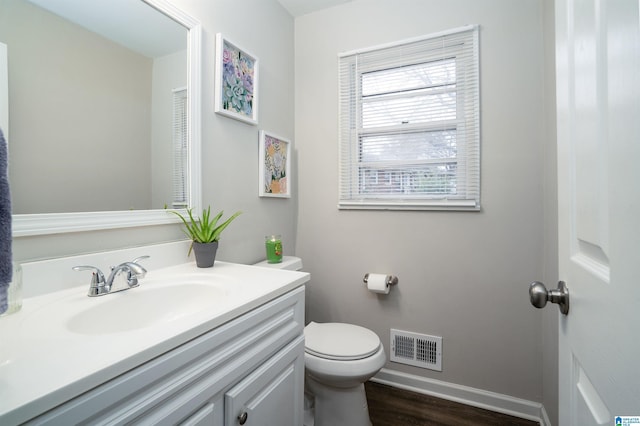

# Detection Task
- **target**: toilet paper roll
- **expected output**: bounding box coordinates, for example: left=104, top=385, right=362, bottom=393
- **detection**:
left=367, top=273, right=390, bottom=294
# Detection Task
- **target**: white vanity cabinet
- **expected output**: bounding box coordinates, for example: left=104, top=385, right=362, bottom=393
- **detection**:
left=26, top=286, right=305, bottom=426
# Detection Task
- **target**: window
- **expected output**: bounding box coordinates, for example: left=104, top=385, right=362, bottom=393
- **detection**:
left=172, top=87, right=188, bottom=209
left=338, top=25, right=480, bottom=210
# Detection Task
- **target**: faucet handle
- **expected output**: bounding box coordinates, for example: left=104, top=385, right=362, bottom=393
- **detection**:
left=122, top=256, right=149, bottom=288
left=131, top=255, right=150, bottom=264
left=72, top=265, right=107, bottom=296
left=72, top=265, right=105, bottom=282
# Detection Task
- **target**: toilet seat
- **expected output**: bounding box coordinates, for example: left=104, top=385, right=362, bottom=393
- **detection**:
left=304, top=322, right=381, bottom=361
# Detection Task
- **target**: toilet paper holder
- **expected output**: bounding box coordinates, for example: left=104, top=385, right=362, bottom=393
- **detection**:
left=363, top=273, right=398, bottom=287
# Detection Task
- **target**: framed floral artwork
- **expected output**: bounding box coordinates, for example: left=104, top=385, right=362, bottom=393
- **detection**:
left=214, top=33, right=259, bottom=125
left=259, top=131, right=291, bottom=198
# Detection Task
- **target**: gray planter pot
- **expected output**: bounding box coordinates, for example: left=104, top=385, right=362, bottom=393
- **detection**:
left=192, top=241, right=218, bottom=268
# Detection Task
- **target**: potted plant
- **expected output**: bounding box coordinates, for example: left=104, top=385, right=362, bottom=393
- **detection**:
left=171, top=206, right=242, bottom=268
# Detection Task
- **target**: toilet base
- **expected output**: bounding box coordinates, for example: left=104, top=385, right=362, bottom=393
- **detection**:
left=305, top=374, right=372, bottom=426
left=303, top=391, right=315, bottom=426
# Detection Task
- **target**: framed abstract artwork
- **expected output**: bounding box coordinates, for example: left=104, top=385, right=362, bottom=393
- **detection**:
left=259, top=131, right=291, bottom=198
left=214, top=33, right=259, bottom=125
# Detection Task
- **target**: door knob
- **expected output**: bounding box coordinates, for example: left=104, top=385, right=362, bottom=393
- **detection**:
left=529, top=281, right=570, bottom=315
left=238, top=411, right=248, bottom=425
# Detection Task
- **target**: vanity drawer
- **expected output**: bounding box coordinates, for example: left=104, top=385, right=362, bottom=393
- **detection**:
left=27, top=286, right=305, bottom=425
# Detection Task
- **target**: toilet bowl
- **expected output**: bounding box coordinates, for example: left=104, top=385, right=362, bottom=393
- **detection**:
left=304, top=321, right=386, bottom=426
left=253, top=257, right=385, bottom=426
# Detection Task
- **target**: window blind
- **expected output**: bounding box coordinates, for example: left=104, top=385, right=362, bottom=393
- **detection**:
left=338, top=25, right=480, bottom=211
left=172, top=87, right=188, bottom=209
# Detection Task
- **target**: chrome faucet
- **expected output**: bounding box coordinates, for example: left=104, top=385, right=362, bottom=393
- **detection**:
left=73, top=256, right=149, bottom=297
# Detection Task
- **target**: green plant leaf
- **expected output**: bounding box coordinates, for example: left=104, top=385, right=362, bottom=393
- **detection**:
left=211, top=211, right=242, bottom=242
left=170, top=207, right=242, bottom=248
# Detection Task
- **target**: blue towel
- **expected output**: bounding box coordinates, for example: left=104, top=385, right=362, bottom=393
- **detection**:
left=0, top=128, right=12, bottom=314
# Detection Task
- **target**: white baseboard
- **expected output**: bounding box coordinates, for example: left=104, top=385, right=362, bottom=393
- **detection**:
left=371, top=368, right=551, bottom=426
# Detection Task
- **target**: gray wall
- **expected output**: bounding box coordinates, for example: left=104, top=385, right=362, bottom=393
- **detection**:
left=11, top=0, right=297, bottom=265
left=541, top=0, right=559, bottom=423
left=294, top=0, right=551, bottom=404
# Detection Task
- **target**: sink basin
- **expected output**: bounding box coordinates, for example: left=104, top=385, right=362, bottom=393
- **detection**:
left=66, top=283, right=227, bottom=335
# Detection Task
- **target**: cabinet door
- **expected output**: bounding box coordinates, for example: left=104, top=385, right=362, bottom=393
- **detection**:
left=225, top=336, right=304, bottom=426
left=180, top=401, right=219, bottom=426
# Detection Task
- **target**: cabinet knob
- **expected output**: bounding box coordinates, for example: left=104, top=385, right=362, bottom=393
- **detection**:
left=238, top=411, right=248, bottom=425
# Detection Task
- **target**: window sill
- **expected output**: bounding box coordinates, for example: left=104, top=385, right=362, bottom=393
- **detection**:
left=338, top=200, right=480, bottom=211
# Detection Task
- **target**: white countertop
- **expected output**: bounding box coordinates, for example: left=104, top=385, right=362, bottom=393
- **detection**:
left=0, top=260, right=309, bottom=425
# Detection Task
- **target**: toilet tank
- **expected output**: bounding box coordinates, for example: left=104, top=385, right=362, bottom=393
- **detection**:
left=253, top=256, right=303, bottom=271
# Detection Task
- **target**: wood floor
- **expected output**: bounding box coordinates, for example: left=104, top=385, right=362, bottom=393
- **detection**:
left=365, top=382, right=539, bottom=426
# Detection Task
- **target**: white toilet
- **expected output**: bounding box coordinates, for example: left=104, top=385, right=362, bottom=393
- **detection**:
left=254, top=256, right=386, bottom=426
left=304, top=321, right=386, bottom=426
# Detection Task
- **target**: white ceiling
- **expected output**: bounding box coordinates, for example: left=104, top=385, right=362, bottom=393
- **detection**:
left=276, top=0, right=352, bottom=17
left=27, top=0, right=186, bottom=58
left=27, top=0, right=350, bottom=58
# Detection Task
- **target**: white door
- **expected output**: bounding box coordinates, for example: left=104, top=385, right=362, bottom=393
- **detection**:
left=555, top=0, right=640, bottom=424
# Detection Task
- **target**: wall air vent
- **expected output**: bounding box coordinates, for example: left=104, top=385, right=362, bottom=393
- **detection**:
left=390, top=329, right=442, bottom=371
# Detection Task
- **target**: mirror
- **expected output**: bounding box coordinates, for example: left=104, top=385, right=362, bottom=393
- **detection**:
left=1, top=0, right=201, bottom=236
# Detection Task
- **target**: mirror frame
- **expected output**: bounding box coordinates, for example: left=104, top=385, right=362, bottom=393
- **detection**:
left=12, top=0, right=202, bottom=237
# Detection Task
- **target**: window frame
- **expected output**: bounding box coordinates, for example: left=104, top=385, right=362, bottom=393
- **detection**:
left=338, top=25, right=480, bottom=211
left=172, top=87, right=189, bottom=209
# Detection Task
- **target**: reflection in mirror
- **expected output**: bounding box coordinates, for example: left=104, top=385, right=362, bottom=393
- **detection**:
left=0, top=0, right=202, bottom=236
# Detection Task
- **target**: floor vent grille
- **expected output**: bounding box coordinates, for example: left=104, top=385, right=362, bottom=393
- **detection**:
left=390, top=329, right=442, bottom=371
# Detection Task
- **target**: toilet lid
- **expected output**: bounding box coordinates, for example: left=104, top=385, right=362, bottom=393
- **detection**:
left=304, top=322, right=381, bottom=361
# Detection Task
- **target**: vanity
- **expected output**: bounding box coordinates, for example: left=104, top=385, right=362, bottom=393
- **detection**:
left=0, top=243, right=309, bottom=425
